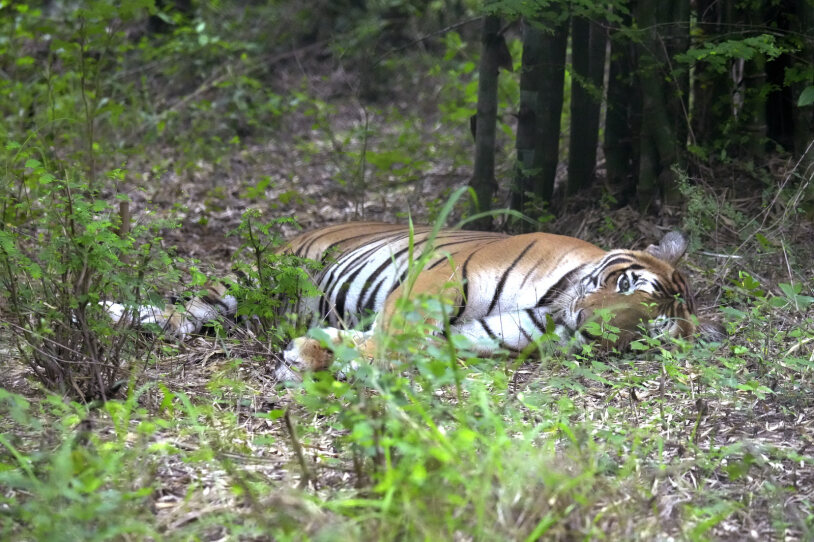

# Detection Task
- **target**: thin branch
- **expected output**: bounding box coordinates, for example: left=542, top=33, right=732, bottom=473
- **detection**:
left=283, top=408, right=314, bottom=490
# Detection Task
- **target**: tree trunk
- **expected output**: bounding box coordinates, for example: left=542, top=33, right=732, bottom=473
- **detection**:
left=744, top=52, right=768, bottom=159
left=537, top=20, right=569, bottom=213
left=604, top=5, right=637, bottom=205
left=567, top=16, right=607, bottom=195
left=663, top=0, right=690, bottom=204
left=512, top=20, right=545, bottom=231
left=691, top=0, right=733, bottom=155
left=635, top=0, right=689, bottom=211
left=469, top=15, right=503, bottom=229
left=512, top=17, right=568, bottom=229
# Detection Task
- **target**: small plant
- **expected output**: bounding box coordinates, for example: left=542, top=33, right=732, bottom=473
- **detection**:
left=0, top=148, right=176, bottom=400
left=230, top=212, right=323, bottom=344
left=0, top=389, right=159, bottom=540
left=676, top=168, right=747, bottom=247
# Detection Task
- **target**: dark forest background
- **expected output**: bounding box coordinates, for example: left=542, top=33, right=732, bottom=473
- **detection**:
left=4, top=0, right=814, bottom=226
left=1, top=1, right=813, bottom=540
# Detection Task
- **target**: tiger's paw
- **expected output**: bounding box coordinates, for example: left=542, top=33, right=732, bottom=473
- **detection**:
left=283, top=329, right=342, bottom=373
left=277, top=328, right=371, bottom=382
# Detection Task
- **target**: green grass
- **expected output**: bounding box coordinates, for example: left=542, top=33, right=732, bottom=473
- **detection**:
left=2, top=274, right=813, bottom=539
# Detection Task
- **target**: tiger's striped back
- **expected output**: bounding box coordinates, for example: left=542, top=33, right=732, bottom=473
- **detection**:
left=285, top=223, right=508, bottom=327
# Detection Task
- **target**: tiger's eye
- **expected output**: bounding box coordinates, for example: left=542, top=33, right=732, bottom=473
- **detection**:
left=618, top=275, right=631, bottom=292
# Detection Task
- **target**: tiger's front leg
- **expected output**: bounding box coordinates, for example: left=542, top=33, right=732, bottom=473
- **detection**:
left=278, top=267, right=465, bottom=380
left=279, top=327, right=376, bottom=381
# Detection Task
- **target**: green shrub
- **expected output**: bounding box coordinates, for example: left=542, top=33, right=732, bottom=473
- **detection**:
left=230, top=212, right=323, bottom=345
left=0, top=389, right=158, bottom=540
left=0, top=147, right=177, bottom=399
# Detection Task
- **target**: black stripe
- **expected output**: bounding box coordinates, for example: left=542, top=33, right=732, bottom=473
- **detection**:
left=488, top=240, right=537, bottom=315
left=592, top=256, right=634, bottom=278
left=333, top=242, right=395, bottom=302
left=319, top=291, right=328, bottom=320
left=315, top=229, right=505, bottom=324
left=318, top=267, right=339, bottom=318
left=319, top=228, right=408, bottom=262
left=525, top=308, right=548, bottom=332
left=589, top=256, right=637, bottom=288
left=321, top=240, right=393, bottom=312
left=427, top=257, right=449, bottom=270
left=536, top=266, right=583, bottom=307
left=355, top=231, right=431, bottom=304
left=363, top=278, right=386, bottom=314
left=518, top=319, right=534, bottom=343
left=291, top=230, right=321, bottom=258
left=672, top=271, right=694, bottom=312
left=424, top=236, right=501, bottom=271
left=520, top=250, right=570, bottom=289
left=200, top=295, right=231, bottom=313
left=396, top=268, right=409, bottom=287
left=334, top=265, right=365, bottom=322
left=480, top=319, right=521, bottom=353
left=355, top=241, right=419, bottom=313
left=480, top=319, right=498, bottom=340
left=434, top=234, right=507, bottom=250
left=651, top=280, right=667, bottom=296
left=316, top=232, right=389, bottom=320
left=352, top=230, right=444, bottom=310
left=450, top=252, right=476, bottom=324
left=295, top=227, right=357, bottom=259
left=355, top=259, right=397, bottom=314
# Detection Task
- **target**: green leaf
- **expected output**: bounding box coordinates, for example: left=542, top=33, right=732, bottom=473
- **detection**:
left=778, top=283, right=799, bottom=299
left=769, top=297, right=789, bottom=308
left=630, top=340, right=648, bottom=351
left=798, top=86, right=814, bottom=107
left=721, top=306, right=746, bottom=320
left=308, top=327, right=333, bottom=346
left=257, top=409, right=285, bottom=421
left=725, top=454, right=755, bottom=480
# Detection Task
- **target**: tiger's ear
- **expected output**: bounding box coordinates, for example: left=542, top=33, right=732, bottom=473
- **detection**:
left=645, top=231, right=688, bottom=265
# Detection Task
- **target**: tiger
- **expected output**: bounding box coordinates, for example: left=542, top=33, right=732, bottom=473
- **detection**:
left=105, top=222, right=721, bottom=378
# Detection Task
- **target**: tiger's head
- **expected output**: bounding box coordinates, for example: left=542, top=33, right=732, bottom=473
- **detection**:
left=573, top=232, right=713, bottom=348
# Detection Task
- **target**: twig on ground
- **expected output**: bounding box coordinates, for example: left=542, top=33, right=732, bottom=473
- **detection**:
left=284, top=407, right=314, bottom=490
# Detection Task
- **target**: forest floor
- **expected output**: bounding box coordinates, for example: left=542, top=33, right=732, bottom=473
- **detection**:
left=3, top=54, right=814, bottom=540
left=127, top=142, right=814, bottom=539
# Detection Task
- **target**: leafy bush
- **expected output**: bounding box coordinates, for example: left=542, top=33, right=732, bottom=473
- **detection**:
left=230, top=212, right=323, bottom=344
left=0, top=146, right=177, bottom=399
